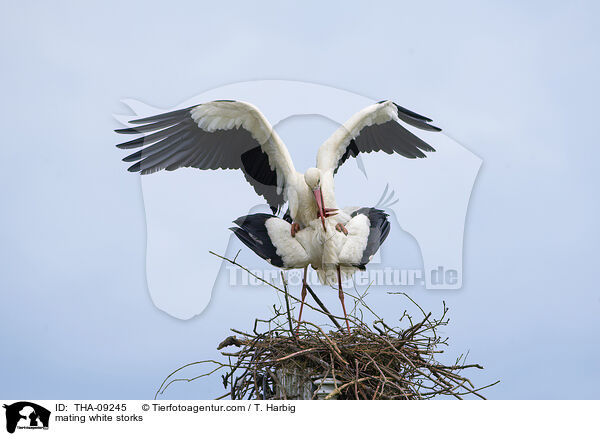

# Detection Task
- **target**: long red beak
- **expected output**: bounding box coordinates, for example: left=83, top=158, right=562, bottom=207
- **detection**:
left=313, top=187, right=327, bottom=231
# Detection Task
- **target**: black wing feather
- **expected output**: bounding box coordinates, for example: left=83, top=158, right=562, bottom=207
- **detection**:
left=230, top=214, right=284, bottom=267
left=115, top=102, right=285, bottom=212
left=350, top=207, right=391, bottom=268
left=334, top=101, right=440, bottom=173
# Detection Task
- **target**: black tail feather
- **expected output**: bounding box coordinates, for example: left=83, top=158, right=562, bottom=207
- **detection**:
left=351, top=207, right=391, bottom=267
left=230, top=214, right=284, bottom=268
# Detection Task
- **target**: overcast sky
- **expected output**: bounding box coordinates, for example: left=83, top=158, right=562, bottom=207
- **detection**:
left=1, top=1, right=599, bottom=399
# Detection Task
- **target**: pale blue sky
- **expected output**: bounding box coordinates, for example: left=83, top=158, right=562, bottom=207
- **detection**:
left=1, top=1, right=598, bottom=399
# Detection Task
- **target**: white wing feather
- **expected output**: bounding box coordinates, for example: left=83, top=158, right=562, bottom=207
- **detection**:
left=190, top=101, right=296, bottom=189
left=316, top=101, right=398, bottom=171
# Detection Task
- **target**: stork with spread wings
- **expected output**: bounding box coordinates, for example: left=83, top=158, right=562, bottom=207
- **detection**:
left=116, top=100, right=440, bottom=331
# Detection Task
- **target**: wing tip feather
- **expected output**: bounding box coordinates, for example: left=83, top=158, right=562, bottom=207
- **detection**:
left=388, top=101, right=443, bottom=132
left=127, top=162, right=141, bottom=172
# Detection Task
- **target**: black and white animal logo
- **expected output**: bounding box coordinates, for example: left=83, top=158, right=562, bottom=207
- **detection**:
left=3, top=402, right=50, bottom=434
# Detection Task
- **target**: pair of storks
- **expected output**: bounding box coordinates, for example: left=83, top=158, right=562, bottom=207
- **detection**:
left=116, top=100, right=440, bottom=333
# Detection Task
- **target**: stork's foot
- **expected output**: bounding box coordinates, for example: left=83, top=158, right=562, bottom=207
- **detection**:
left=324, top=208, right=338, bottom=218
left=291, top=222, right=301, bottom=237
left=335, top=223, right=348, bottom=236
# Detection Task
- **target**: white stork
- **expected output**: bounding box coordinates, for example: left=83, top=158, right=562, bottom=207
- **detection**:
left=116, top=99, right=440, bottom=332
left=230, top=207, right=391, bottom=333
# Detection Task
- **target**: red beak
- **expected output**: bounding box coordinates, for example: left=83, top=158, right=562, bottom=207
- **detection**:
left=313, top=187, right=327, bottom=231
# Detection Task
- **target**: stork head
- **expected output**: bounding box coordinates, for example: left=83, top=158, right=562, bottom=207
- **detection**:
left=304, top=167, right=321, bottom=189
left=304, top=168, right=328, bottom=231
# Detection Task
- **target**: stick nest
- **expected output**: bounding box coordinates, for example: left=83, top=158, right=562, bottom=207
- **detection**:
left=155, top=254, right=498, bottom=400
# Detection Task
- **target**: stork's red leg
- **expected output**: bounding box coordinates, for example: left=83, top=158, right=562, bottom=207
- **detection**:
left=290, top=222, right=300, bottom=237
left=337, top=266, right=351, bottom=333
left=296, top=266, right=308, bottom=336
left=335, top=222, right=348, bottom=235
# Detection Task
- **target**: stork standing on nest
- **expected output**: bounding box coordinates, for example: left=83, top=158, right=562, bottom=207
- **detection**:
left=231, top=207, right=391, bottom=333
left=116, top=99, right=440, bottom=332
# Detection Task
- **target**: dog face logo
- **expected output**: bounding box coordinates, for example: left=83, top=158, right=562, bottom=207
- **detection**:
left=3, top=402, right=50, bottom=434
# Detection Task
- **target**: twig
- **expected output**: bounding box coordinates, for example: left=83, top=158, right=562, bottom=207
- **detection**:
left=305, top=284, right=343, bottom=331
left=157, top=255, right=499, bottom=400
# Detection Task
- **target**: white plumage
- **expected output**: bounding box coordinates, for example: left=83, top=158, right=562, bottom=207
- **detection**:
left=264, top=214, right=370, bottom=285
left=317, top=100, right=399, bottom=171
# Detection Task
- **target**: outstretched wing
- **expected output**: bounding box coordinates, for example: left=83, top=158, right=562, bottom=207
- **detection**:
left=316, top=100, right=440, bottom=174
left=115, top=100, right=296, bottom=213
